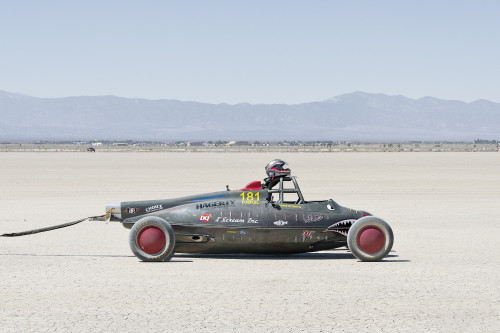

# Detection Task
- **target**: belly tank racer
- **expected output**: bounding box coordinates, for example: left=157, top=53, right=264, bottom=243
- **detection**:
left=100, top=159, right=394, bottom=262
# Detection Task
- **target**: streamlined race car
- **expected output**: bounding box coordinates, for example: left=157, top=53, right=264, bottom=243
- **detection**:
left=103, top=173, right=394, bottom=262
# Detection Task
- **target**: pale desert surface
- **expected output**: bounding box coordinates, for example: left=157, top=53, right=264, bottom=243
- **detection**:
left=1, top=152, right=499, bottom=332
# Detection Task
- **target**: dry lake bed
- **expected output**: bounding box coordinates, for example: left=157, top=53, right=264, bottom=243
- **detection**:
left=1, top=152, right=499, bottom=332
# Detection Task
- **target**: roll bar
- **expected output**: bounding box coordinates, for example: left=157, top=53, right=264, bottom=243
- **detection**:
left=267, top=176, right=305, bottom=204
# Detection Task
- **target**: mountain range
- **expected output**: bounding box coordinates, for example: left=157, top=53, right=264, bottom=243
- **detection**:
left=1, top=90, right=499, bottom=142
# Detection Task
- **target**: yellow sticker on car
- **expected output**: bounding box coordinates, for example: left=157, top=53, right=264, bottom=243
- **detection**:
left=240, top=192, right=260, bottom=204
left=280, top=204, right=302, bottom=209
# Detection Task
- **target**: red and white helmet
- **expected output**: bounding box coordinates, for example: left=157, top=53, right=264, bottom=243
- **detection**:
left=265, top=159, right=291, bottom=178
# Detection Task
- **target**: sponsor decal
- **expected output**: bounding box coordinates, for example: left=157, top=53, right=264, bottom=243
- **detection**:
left=240, top=192, right=260, bottom=204
left=280, top=204, right=302, bottom=209
left=196, top=200, right=235, bottom=210
left=302, top=231, right=315, bottom=237
left=304, top=214, right=324, bottom=223
left=123, top=207, right=140, bottom=214
left=145, top=204, right=163, bottom=213
left=226, top=230, right=249, bottom=235
left=216, top=217, right=244, bottom=223
left=273, top=220, right=288, bottom=226
left=215, top=216, right=259, bottom=224
left=192, top=194, right=227, bottom=202
left=198, top=214, right=212, bottom=223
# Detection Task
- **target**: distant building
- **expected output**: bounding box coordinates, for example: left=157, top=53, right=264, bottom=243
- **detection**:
left=187, top=142, right=203, bottom=146
left=91, top=142, right=103, bottom=146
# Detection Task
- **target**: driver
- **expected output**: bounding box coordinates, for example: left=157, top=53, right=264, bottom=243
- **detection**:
left=263, top=159, right=291, bottom=190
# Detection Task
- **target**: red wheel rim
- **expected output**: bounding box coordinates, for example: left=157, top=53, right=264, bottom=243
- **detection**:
left=138, top=226, right=166, bottom=254
left=357, top=226, right=385, bottom=254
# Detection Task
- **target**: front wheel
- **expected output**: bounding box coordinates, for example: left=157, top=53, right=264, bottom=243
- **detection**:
left=129, top=216, right=176, bottom=262
left=347, top=216, right=393, bottom=262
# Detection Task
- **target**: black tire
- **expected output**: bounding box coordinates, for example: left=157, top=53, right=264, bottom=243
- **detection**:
left=347, top=216, right=393, bottom=262
left=129, top=216, right=175, bottom=262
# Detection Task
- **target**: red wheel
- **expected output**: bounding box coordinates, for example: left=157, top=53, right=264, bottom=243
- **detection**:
left=137, top=226, right=166, bottom=254
left=347, top=217, right=393, bottom=261
left=356, top=226, right=386, bottom=254
left=129, top=217, right=175, bottom=262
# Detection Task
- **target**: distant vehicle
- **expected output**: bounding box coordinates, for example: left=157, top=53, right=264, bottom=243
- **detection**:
left=87, top=147, right=95, bottom=152
left=103, top=170, right=394, bottom=262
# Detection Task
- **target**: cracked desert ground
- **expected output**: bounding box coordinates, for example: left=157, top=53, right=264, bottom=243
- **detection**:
left=1, top=152, right=498, bottom=332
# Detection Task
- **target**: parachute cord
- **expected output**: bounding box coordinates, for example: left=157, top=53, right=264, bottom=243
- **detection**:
left=1, top=214, right=107, bottom=237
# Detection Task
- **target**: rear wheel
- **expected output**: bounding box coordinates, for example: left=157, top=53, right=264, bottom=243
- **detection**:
left=347, top=216, right=393, bottom=261
left=129, top=216, right=175, bottom=262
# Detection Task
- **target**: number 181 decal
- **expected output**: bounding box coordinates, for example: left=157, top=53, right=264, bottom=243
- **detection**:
left=240, top=192, right=260, bottom=204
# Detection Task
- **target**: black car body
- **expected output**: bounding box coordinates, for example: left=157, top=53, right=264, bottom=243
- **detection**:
left=106, top=176, right=394, bottom=262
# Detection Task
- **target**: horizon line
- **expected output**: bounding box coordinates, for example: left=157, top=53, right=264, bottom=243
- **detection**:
left=1, top=89, right=496, bottom=106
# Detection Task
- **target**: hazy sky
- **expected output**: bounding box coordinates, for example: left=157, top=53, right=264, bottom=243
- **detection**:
left=1, top=1, right=499, bottom=104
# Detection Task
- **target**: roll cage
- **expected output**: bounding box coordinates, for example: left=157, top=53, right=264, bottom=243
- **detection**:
left=267, top=176, right=305, bottom=204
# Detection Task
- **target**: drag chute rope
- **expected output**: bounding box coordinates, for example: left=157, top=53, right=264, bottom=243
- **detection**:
left=1, top=209, right=114, bottom=237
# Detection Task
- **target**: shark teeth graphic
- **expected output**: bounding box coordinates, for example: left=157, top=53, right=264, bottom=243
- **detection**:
left=322, top=219, right=357, bottom=236
left=335, top=230, right=349, bottom=236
